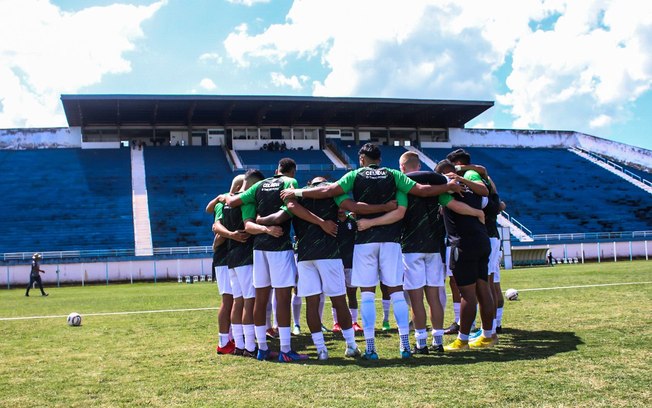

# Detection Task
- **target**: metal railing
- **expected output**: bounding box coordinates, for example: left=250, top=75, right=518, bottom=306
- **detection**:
left=531, top=230, right=652, bottom=242
left=574, top=146, right=651, bottom=185
left=501, top=210, right=533, bottom=237
left=2, top=246, right=213, bottom=261
left=326, top=141, right=355, bottom=169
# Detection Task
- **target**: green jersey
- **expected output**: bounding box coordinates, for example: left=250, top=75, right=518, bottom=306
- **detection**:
left=217, top=192, right=254, bottom=269
left=336, top=164, right=415, bottom=244
left=240, top=174, right=299, bottom=251
left=212, top=201, right=228, bottom=267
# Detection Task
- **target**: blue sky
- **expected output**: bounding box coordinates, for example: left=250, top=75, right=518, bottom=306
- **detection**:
left=1, top=0, right=651, bottom=150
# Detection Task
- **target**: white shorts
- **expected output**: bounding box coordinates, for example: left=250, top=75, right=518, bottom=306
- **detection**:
left=402, top=252, right=445, bottom=290
left=488, top=237, right=501, bottom=281
left=297, top=259, right=346, bottom=297
left=344, top=267, right=354, bottom=288
left=253, top=250, right=297, bottom=289
left=445, top=246, right=453, bottom=277
left=215, top=265, right=232, bottom=295
left=351, top=242, right=403, bottom=288
left=230, top=264, right=255, bottom=299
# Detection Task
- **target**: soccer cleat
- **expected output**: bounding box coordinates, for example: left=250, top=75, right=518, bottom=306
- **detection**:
left=256, top=348, right=278, bottom=361
left=232, top=347, right=245, bottom=356
left=332, top=322, right=342, bottom=333
left=444, top=338, right=469, bottom=351
left=382, top=320, right=391, bottom=331
left=344, top=345, right=361, bottom=358
left=42, top=293, right=49, bottom=297
left=352, top=322, right=364, bottom=333
left=430, top=344, right=445, bottom=354
left=216, top=340, right=236, bottom=355
left=469, top=329, right=482, bottom=340
left=292, top=324, right=301, bottom=336
left=278, top=350, right=309, bottom=363
left=400, top=348, right=413, bottom=359
left=266, top=327, right=279, bottom=339
left=495, top=325, right=502, bottom=334
left=242, top=348, right=258, bottom=358
left=469, top=335, right=496, bottom=349
left=362, top=351, right=379, bottom=360
left=412, top=344, right=429, bottom=355
left=443, top=321, right=460, bottom=335
left=317, top=349, right=329, bottom=361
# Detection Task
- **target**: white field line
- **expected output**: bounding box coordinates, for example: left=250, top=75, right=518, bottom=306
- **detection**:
left=2, top=281, right=651, bottom=322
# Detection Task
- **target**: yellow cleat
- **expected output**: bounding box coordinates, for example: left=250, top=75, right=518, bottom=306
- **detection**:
left=469, top=335, right=496, bottom=349
left=444, top=338, right=469, bottom=351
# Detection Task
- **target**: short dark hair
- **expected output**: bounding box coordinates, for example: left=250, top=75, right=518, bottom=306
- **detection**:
left=446, top=148, right=471, bottom=165
left=244, top=169, right=265, bottom=183
left=278, top=158, right=296, bottom=174
left=436, top=159, right=455, bottom=174
left=308, top=176, right=328, bottom=186
left=358, top=143, right=381, bottom=161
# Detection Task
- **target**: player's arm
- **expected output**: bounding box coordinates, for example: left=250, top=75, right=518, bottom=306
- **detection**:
left=449, top=170, right=489, bottom=196
left=281, top=182, right=345, bottom=201
left=212, top=220, right=250, bottom=243
left=456, top=164, right=488, bottom=179
left=226, top=180, right=262, bottom=208
left=256, top=209, right=292, bottom=226
left=285, top=199, right=337, bottom=237
left=356, top=206, right=407, bottom=231
left=205, top=195, right=222, bottom=214
left=408, top=179, right=463, bottom=197
left=243, top=219, right=284, bottom=237
left=440, top=194, right=485, bottom=224
left=338, top=199, right=398, bottom=215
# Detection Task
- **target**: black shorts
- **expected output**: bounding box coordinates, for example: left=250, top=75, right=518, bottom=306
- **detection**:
left=449, top=240, right=490, bottom=287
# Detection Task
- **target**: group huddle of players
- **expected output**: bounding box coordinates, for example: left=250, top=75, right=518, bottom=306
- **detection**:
left=208, top=143, right=506, bottom=362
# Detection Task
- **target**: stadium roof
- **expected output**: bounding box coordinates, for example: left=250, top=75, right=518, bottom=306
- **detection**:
left=61, top=94, right=493, bottom=129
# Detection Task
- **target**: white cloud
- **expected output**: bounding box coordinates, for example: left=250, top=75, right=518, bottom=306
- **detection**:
left=0, top=0, right=164, bottom=128
left=223, top=0, right=652, bottom=137
left=270, top=72, right=305, bottom=90
left=199, top=52, right=223, bottom=65
left=227, top=0, right=270, bottom=6
left=199, top=78, right=217, bottom=90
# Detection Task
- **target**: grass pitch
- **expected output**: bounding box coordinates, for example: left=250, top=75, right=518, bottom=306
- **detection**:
left=1, top=261, right=651, bottom=407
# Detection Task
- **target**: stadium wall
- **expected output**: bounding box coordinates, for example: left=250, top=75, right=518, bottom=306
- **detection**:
left=0, top=127, right=81, bottom=149
left=2, top=257, right=213, bottom=287
left=521, top=240, right=650, bottom=263
left=449, top=128, right=651, bottom=169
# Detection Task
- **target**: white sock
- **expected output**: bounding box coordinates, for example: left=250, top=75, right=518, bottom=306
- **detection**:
left=453, top=302, right=461, bottom=324
left=390, top=292, right=411, bottom=351
left=311, top=331, right=326, bottom=352
left=496, top=307, right=503, bottom=326
left=458, top=332, right=469, bottom=341
left=231, top=324, right=244, bottom=349
left=219, top=333, right=230, bottom=348
left=415, top=328, right=427, bottom=349
left=382, top=299, right=390, bottom=322
left=350, top=308, right=358, bottom=322
left=271, top=291, right=278, bottom=328
left=254, top=325, right=268, bottom=351
left=292, top=293, right=302, bottom=327
left=482, top=329, right=492, bottom=338
left=279, top=326, right=291, bottom=353
left=491, top=319, right=497, bottom=335
left=243, top=324, right=256, bottom=352
left=360, top=292, right=376, bottom=348
left=342, top=327, right=357, bottom=348
left=332, top=307, right=338, bottom=324
left=431, top=329, right=444, bottom=346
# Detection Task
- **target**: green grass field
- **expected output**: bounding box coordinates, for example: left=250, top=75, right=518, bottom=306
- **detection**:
left=1, top=261, right=651, bottom=407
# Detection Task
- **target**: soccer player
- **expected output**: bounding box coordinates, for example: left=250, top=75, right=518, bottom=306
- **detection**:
left=207, top=174, right=245, bottom=355
left=224, top=158, right=305, bottom=362
left=334, top=208, right=363, bottom=334
left=25, top=253, right=48, bottom=297
left=212, top=169, right=265, bottom=357
left=436, top=159, right=495, bottom=350
left=281, top=143, right=463, bottom=360
left=258, top=176, right=396, bottom=359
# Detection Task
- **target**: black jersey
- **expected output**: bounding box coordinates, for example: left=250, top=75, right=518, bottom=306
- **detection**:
left=336, top=165, right=413, bottom=245
left=240, top=175, right=298, bottom=251
left=212, top=201, right=229, bottom=267
left=293, top=186, right=341, bottom=262
left=442, top=186, right=490, bottom=252
left=402, top=171, right=447, bottom=253
left=337, top=215, right=357, bottom=269
left=220, top=195, right=254, bottom=269
left=484, top=188, right=501, bottom=238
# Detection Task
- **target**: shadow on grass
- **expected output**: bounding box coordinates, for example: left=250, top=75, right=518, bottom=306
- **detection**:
left=283, top=328, right=584, bottom=368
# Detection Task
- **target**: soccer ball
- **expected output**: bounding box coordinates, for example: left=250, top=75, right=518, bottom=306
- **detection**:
left=67, top=312, right=82, bottom=327
left=505, top=288, right=518, bottom=301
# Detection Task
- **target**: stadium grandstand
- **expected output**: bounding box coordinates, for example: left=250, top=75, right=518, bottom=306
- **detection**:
left=1, top=94, right=650, bottom=285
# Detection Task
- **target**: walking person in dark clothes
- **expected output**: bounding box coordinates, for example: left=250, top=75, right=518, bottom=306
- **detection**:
left=26, top=253, right=48, bottom=297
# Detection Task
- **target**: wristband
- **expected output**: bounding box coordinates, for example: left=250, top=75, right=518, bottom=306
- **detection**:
left=294, top=189, right=303, bottom=197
